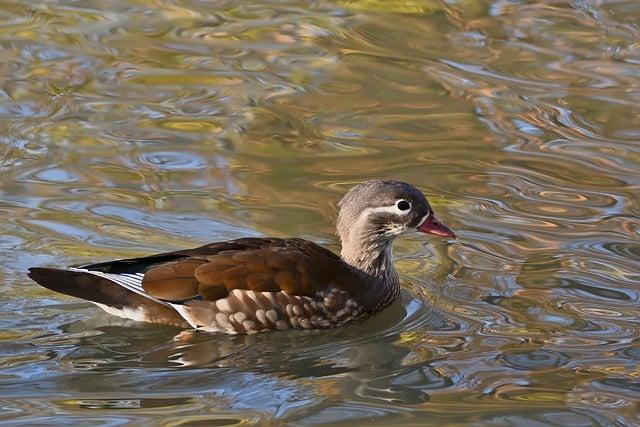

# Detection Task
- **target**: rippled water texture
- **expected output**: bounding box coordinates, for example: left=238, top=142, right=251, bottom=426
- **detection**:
left=1, top=0, right=639, bottom=425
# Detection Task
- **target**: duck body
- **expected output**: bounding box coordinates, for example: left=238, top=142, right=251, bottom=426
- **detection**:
left=28, top=180, right=455, bottom=334
left=30, top=238, right=386, bottom=333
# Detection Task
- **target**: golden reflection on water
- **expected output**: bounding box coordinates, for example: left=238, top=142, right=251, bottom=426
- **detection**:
left=1, top=0, right=639, bottom=425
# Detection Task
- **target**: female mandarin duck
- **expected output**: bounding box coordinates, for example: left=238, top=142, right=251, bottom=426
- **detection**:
left=28, top=180, right=455, bottom=334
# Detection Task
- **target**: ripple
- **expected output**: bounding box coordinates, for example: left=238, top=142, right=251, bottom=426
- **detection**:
left=0, top=102, right=51, bottom=119
left=596, top=377, right=640, bottom=395
left=55, top=397, right=195, bottom=411
left=164, top=415, right=261, bottom=427
left=138, top=151, right=206, bottom=170
left=559, top=302, right=638, bottom=322
left=497, top=349, right=570, bottom=371
left=476, top=410, right=619, bottom=427
left=617, top=344, right=640, bottom=361
left=33, top=168, right=81, bottom=183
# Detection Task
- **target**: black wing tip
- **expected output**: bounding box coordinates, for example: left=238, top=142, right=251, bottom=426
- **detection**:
left=27, top=267, right=58, bottom=282
left=26, top=266, right=131, bottom=307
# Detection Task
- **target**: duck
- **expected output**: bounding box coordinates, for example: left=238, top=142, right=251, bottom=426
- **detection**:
left=28, top=180, right=455, bottom=334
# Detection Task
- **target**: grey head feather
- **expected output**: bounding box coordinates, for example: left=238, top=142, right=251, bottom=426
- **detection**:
left=336, top=180, right=432, bottom=275
left=337, top=180, right=431, bottom=243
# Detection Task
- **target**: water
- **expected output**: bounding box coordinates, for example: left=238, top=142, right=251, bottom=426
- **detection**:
left=1, top=0, right=639, bottom=425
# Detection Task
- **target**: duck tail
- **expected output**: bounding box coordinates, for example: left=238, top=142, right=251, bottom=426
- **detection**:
left=28, top=267, right=189, bottom=328
left=28, top=267, right=133, bottom=308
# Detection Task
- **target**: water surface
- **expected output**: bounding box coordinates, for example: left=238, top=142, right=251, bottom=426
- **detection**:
left=1, top=0, right=639, bottom=425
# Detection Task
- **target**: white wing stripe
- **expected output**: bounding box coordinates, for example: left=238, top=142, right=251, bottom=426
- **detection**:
left=116, top=274, right=144, bottom=289
left=118, top=273, right=144, bottom=292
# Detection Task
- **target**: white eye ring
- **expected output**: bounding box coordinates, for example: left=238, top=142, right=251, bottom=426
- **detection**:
left=396, top=200, right=411, bottom=211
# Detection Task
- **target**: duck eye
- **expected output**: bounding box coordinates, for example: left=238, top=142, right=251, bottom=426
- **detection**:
left=396, top=200, right=410, bottom=211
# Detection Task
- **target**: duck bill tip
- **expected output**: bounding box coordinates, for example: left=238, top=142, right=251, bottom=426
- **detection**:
left=417, top=215, right=456, bottom=239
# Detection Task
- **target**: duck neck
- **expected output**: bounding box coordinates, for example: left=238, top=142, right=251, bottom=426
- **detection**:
left=340, top=234, right=399, bottom=287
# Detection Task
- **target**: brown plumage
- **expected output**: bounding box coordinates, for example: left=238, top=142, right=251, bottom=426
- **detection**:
left=28, top=180, right=456, bottom=334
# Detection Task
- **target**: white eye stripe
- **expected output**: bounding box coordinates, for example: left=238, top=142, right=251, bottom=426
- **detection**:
left=363, top=204, right=411, bottom=216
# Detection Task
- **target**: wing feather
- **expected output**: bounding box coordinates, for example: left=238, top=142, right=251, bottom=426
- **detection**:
left=139, top=240, right=357, bottom=303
